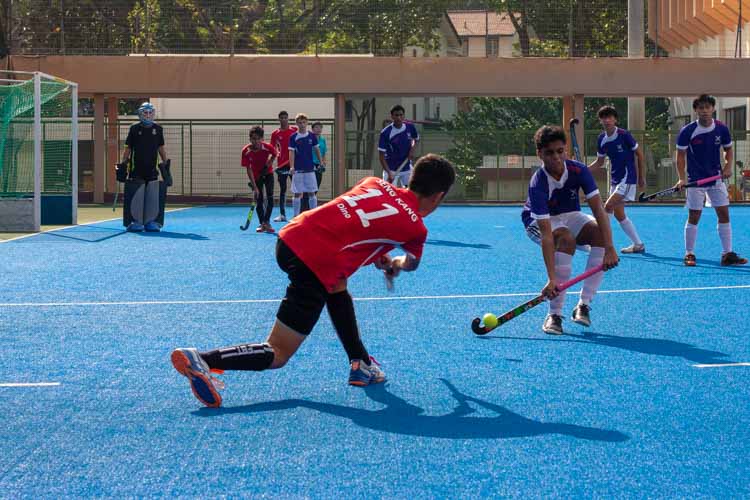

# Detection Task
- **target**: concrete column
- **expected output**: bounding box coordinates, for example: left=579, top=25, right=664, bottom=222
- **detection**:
left=93, top=93, right=105, bottom=203
left=628, top=0, right=646, bottom=131
left=106, top=96, right=119, bottom=195
left=334, top=94, right=346, bottom=197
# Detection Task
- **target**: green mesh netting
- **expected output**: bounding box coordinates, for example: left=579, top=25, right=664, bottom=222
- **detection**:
left=0, top=78, right=74, bottom=197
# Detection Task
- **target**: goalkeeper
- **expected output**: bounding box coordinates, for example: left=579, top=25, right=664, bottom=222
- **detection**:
left=115, top=102, right=172, bottom=232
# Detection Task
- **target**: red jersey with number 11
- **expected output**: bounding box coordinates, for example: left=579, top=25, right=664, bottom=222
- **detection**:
left=279, top=177, right=427, bottom=292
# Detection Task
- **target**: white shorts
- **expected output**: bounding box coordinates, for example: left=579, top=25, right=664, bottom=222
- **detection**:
left=609, top=182, right=637, bottom=202
left=525, top=211, right=596, bottom=243
left=685, top=182, right=729, bottom=210
left=291, top=171, right=318, bottom=194
left=382, top=169, right=411, bottom=188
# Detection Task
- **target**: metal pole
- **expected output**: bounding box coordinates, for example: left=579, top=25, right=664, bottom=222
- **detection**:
left=655, top=0, right=659, bottom=57
left=230, top=5, right=235, bottom=56
left=181, top=123, right=184, bottom=195
left=60, top=0, right=65, bottom=55
left=33, top=73, right=42, bottom=231
left=189, top=120, right=193, bottom=195
left=568, top=0, right=574, bottom=57
left=71, top=83, right=78, bottom=224
left=145, top=2, right=150, bottom=56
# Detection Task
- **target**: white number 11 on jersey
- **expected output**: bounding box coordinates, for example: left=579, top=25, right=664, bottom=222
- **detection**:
left=341, top=188, right=399, bottom=228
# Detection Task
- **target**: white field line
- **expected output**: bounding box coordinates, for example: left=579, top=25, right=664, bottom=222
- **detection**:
left=0, top=382, right=61, bottom=387
left=0, top=206, right=198, bottom=243
left=692, top=363, right=750, bottom=368
left=1, top=283, right=749, bottom=308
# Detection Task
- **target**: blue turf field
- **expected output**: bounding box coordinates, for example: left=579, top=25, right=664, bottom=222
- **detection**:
left=2, top=205, right=749, bottom=497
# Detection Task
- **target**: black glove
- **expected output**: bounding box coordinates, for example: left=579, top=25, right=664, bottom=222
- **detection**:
left=115, top=162, right=128, bottom=183
left=158, top=159, right=173, bottom=187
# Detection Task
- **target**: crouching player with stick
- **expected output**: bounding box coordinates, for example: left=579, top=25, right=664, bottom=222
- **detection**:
left=171, top=154, right=456, bottom=407
left=522, top=126, right=619, bottom=335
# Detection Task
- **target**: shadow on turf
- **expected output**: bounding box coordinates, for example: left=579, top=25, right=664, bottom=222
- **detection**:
left=195, top=379, right=628, bottom=442
left=621, top=252, right=750, bottom=273
left=425, top=239, right=492, bottom=250
left=134, top=231, right=209, bottom=240
left=478, top=330, right=731, bottom=365
left=31, top=228, right=127, bottom=243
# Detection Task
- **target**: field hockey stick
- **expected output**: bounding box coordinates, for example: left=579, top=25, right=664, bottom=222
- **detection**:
left=387, top=156, right=411, bottom=186
left=112, top=181, right=120, bottom=212
left=637, top=174, right=722, bottom=202
left=569, top=118, right=582, bottom=162
left=471, top=263, right=605, bottom=335
left=239, top=182, right=256, bottom=231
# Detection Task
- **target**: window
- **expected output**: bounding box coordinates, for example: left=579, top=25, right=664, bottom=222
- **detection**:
left=487, top=38, right=499, bottom=57
left=725, top=106, right=746, bottom=132
left=412, top=103, right=417, bottom=121
left=345, top=100, right=353, bottom=122
left=673, top=115, right=691, bottom=129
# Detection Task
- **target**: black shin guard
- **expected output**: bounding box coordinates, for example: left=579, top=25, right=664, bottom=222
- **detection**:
left=200, top=343, right=274, bottom=371
left=326, top=291, right=369, bottom=362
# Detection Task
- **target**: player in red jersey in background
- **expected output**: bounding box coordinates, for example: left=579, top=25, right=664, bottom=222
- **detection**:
left=270, top=110, right=298, bottom=222
left=241, top=126, right=277, bottom=233
left=170, top=154, right=456, bottom=408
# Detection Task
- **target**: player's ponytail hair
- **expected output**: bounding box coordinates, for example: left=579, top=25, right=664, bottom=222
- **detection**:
left=408, top=154, right=456, bottom=197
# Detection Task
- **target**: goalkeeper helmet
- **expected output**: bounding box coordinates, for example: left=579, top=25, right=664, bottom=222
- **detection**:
left=138, top=102, right=156, bottom=126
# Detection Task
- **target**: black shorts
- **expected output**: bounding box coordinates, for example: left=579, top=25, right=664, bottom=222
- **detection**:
left=276, top=166, right=291, bottom=177
left=275, top=239, right=328, bottom=335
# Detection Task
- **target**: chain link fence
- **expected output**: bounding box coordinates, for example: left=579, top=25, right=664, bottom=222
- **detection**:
left=75, top=118, right=750, bottom=203
left=5, top=0, right=744, bottom=58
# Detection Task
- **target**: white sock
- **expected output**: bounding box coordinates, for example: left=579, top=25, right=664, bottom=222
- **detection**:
left=308, top=195, right=318, bottom=210
left=293, top=197, right=301, bottom=217
left=580, top=247, right=605, bottom=305
left=685, top=222, right=698, bottom=253
left=718, top=223, right=732, bottom=255
left=619, top=218, right=642, bottom=245
left=549, top=252, right=573, bottom=315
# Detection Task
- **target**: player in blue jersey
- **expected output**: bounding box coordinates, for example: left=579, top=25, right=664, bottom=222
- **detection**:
left=378, top=105, right=420, bottom=187
left=588, top=105, right=646, bottom=254
left=675, top=94, right=746, bottom=267
left=522, top=125, right=619, bottom=334
left=289, top=113, right=324, bottom=218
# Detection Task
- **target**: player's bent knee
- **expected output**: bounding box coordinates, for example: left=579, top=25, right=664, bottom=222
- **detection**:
left=554, top=232, right=577, bottom=253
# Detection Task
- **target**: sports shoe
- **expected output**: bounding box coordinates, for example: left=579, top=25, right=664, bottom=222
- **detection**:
left=126, top=222, right=144, bottom=232
left=255, top=225, right=264, bottom=233
left=263, top=223, right=276, bottom=233
left=571, top=303, right=592, bottom=327
left=171, top=348, right=225, bottom=408
left=684, top=253, right=697, bottom=267
left=542, top=314, right=564, bottom=335
left=621, top=243, right=645, bottom=254
left=273, top=214, right=287, bottom=222
left=348, top=356, right=386, bottom=386
left=720, top=251, right=748, bottom=266
left=144, top=221, right=161, bottom=232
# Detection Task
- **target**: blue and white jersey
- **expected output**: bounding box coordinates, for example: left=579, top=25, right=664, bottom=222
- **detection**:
left=596, top=127, right=638, bottom=185
left=288, top=131, right=319, bottom=173
left=521, top=160, right=600, bottom=228
left=378, top=122, right=420, bottom=171
left=676, top=120, right=732, bottom=186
